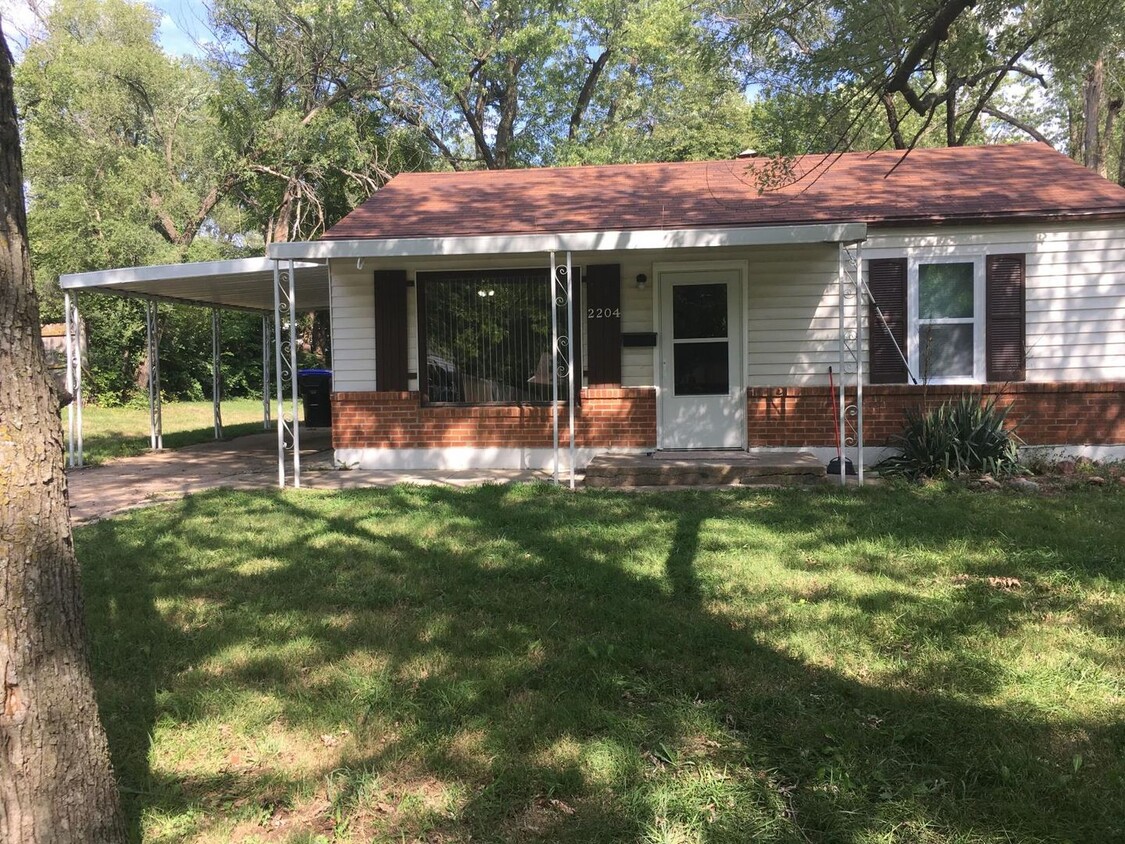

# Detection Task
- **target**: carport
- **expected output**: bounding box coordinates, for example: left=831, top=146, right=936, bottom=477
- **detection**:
left=58, top=257, right=329, bottom=487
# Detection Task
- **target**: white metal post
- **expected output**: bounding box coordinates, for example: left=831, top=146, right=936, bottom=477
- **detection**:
left=73, top=294, right=83, bottom=467
left=262, top=315, right=271, bottom=429
left=288, top=259, right=301, bottom=489
left=146, top=301, right=163, bottom=451
left=837, top=250, right=846, bottom=487
left=212, top=308, right=223, bottom=439
left=63, top=292, right=75, bottom=468
left=273, top=262, right=286, bottom=487
left=566, top=252, right=575, bottom=490
left=550, top=251, right=559, bottom=484
left=853, top=245, right=865, bottom=486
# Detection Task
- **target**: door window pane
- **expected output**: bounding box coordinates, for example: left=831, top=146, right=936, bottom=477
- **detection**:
left=919, top=263, right=974, bottom=318
left=920, top=324, right=973, bottom=378
left=673, top=284, right=727, bottom=339
left=674, top=342, right=729, bottom=395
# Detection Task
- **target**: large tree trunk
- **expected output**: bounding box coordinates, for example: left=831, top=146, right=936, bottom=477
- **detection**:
left=0, top=26, right=127, bottom=844
left=1083, top=55, right=1105, bottom=174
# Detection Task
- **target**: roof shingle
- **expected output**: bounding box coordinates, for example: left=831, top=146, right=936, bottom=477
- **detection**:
left=324, top=143, right=1125, bottom=240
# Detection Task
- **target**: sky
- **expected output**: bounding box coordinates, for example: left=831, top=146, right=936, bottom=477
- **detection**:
left=1, top=0, right=212, bottom=58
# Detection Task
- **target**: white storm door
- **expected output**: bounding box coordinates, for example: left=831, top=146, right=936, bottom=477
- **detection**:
left=659, top=269, right=744, bottom=449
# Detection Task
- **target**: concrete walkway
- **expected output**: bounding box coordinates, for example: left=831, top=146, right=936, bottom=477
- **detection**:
left=66, top=431, right=554, bottom=524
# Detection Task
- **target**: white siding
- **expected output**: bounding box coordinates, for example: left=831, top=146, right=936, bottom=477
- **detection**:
left=329, top=262, right=377, bottom=392
left=864, top=221, right=1125, bottom=383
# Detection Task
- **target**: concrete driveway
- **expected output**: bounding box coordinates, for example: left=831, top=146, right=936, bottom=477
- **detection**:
left=65, top=431, right=553, bottom=523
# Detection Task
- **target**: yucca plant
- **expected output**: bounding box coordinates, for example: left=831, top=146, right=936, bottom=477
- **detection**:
left=878, top=393, right=1023, bottom=479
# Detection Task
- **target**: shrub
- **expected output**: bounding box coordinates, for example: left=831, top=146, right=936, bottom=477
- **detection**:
left=878, top=393, right=1023, bottom=479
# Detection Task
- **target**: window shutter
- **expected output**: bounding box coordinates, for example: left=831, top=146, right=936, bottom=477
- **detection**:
left=986, top=254, right=1026, bottom=382
left=867, top=258, right=908, bottom=384
left=374, top=269, right=409, bottom=391
left=584, top=263, right=622, bottom=387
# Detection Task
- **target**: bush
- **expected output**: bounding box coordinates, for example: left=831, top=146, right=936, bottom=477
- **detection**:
left=878, top=393, right=1023, bottom=479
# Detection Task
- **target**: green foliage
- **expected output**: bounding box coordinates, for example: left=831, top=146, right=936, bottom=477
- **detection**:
left=880, top=394, right=1024, bottom=479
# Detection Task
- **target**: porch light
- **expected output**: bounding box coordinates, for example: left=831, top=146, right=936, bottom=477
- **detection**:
left=477, top=288, right=496, bottom=297
left=636, top=273, right=648, bottom=290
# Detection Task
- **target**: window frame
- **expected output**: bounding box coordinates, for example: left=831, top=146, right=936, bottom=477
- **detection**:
left=416, top=267, right=565, bottom=407
left=906, top=254, right=986, bottom=384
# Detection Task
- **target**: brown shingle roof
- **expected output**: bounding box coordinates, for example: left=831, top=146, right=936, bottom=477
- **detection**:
left=324, top=143, right=1125, bottom=240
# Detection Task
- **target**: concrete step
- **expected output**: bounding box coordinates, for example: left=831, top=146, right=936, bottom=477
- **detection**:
left=584, top=451, right=827, bottom=488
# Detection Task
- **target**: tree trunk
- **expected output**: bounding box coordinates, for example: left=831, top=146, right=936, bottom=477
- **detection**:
left=0, top=27, right=127, bottom=844
left=1083, top=55, right=1104, bottom=174
left=1118, top=116, right=1125, bottom=187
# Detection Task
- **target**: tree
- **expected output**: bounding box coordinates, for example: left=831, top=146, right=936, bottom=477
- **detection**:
left=741, top=0, right=1122, bottom=157
left=0, top=18, right=126, bottom=844
left=209, top=0, right=430, bottom=242
left=366, top=0, right=757, bottom=168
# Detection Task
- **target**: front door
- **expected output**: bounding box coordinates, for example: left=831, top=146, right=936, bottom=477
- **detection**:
left=659, top=268, right=744, bottom=449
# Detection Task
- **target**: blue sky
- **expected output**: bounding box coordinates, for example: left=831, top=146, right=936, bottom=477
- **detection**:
left=0, top=0, right=212, bottom=57
left=151, top=0, right=210, bottom=57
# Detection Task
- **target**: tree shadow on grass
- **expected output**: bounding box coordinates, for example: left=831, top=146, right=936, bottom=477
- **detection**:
left=78, top=484, right=1125, bottom=843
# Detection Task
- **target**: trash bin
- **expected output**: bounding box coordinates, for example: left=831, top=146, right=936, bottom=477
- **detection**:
left=297, top=368, right=333, bottom=427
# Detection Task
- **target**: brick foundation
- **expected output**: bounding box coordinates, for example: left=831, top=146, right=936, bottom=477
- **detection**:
left=747, top=382, right=1125, bottom=447
left=332, top=382, right=1123, bottom=454
left=332, top=387, right=657, bottom=450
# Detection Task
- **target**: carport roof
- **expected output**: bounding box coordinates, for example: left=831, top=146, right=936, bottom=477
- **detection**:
left=58, top=257, right=330, bottom=312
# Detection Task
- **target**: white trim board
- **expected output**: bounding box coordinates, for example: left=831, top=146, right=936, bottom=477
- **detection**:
left=334, top=446, right=650, bottom=472
left=270, top=223, right=869, bottom=261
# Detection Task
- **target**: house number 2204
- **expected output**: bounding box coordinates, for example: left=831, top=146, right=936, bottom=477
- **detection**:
left=588, top=308, right=621, bottom=319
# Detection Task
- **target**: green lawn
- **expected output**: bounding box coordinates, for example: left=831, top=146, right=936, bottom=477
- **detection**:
left=77, top=484, right=1125, bottom=843
left=72, top=399, right=273, bottom=464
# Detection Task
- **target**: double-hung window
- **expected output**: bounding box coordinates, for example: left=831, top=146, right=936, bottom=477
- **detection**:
left=909, top=257, right=985, bottom=383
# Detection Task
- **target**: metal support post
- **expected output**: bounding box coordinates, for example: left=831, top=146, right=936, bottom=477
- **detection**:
left=73, top=294, right=83, bottom=467
left=261, top=315, right=272, bottom=429
left=212, top=308, right=223, bottom=439
left=566, top=252, right=576, bottom=490
left=837, top=252, right=846, bottom=487
left=550, top=251, right=559, bottom=484
left=64, top=292, right=75, bottom=468
left=146, top=300, right=163, bottom=450
left=273, top=262, right=287, bottom=487
left=853, top=244, right=865, bottom=485
left=288, top=259, right=301, bottom=488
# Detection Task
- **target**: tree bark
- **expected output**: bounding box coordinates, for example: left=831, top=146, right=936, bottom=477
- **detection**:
left=0, top=26, right=127, bottom=844
left=1083, top=55, right=1104, bottom=174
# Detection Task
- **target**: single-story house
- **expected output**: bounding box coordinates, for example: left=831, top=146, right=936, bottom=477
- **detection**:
left=264, top=142, right=1124, bottom=472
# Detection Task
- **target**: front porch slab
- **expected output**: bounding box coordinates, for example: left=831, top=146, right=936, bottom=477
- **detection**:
left=583, top=450, right=827, bottom=488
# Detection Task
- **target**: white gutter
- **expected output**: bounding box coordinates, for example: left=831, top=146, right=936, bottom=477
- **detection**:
left=59, top=257, right=324, bottom=290
left=268, top=223, right=869, bottom=261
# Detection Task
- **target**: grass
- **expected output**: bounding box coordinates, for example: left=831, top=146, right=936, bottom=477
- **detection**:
left=76, top=483, right=1125, bottom=843
left=72, top=399, right=272, bottom=464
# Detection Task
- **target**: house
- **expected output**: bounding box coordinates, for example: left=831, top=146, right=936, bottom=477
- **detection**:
left=265, top=142, right=1124, bottom=472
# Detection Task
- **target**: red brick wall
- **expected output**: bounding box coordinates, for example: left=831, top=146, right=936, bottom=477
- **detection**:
left=332, top=387, right=657, bottom=450
left=747, top=382, right=1125, bottom=447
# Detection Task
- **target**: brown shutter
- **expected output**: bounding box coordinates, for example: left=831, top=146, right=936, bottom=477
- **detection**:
left=867, top=258, right=908, bottom=384
left=374, top=269, right=409, bottom=391
left=584, top=263, right=622, bottom=387
left=986, top=254, right=1026, bottom=382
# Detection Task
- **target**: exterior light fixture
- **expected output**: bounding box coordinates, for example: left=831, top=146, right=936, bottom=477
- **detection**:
left=636, top=273, right=648, bottom=290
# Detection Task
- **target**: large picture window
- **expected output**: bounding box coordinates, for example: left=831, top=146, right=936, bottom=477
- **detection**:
left=417, top=269, right=566, bottom=405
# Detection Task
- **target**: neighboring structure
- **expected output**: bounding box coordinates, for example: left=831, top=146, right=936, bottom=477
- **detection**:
left=271, top=143, right=1125, bottom=471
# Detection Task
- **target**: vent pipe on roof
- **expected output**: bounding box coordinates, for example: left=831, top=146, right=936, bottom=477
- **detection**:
left=736, top=148, right=760, bottom=158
